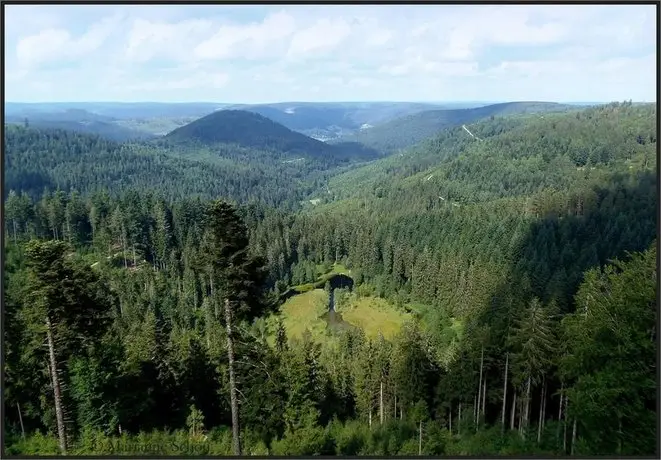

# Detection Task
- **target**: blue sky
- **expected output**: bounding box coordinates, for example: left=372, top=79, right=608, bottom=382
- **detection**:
left=4, top=4, right=657, bottom=103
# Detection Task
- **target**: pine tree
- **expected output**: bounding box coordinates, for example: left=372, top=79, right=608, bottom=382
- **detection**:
left=509, top=297, right=556, bottom=438
left=561, top=245, right=656, bottom=455
left=201, top=200, right=266, bottom=455
left=22, top=240, right=113, bottom=453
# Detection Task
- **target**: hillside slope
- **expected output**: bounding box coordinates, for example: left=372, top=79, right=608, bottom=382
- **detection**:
left=340, top=101, right=577, bottom=154
left=324, top=102, right=653, bottom=201
left=165, top=109, right=381, bottom=162
left=225, top=101, right=459, bottom=140
left=3, top=125, right=363, bottom=209
left=271, top=101, right=657, bottom=319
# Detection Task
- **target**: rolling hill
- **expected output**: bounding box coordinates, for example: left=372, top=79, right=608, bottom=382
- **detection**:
left=3, top=124, right=351, bottom=209
left=4, top=109, right=381, bottom=209
left=321, top=102, right=655, bottom=203
left=4, top=108, right=155, bottom=142
left=223, top=101, right=465, bottom=140
left=164, top=109, right=381, bottom=163
left=338, top=101, right=578, bottom=154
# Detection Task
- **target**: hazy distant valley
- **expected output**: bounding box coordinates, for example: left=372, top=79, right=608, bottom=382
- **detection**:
left=5, top=100, right=501, bottom=142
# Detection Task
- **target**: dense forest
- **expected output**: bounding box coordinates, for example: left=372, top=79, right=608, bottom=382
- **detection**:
left=3, top=101, right=658, bottom=456
left=3, top=124, right=367, bottom=211
left=337, top=101, right=575, bottom=154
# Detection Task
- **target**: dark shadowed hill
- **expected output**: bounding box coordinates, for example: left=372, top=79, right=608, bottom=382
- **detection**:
left=165, top=109, right=381, bottom=162
left=340, top=101, right=577, bottom=154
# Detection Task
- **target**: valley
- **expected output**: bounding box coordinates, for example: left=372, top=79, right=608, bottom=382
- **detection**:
left=3, top=99, right=657, bottom=457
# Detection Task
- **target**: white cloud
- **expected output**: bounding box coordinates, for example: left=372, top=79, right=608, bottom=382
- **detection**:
left=15, top=14, right=120, bottom=67
left=4, top=5, right=656, bottom=103
left=287, top=18, right=352, bottom=58
left=365, top=29, right=392, bottom=47
left=414, top=6, right=569, bottom=62
left=125, top=18, right=214, bottom=62
left=193, top=11, right=296, bottom=60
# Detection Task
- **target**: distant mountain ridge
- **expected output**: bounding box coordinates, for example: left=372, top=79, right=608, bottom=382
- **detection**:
left=4, top=108, right=154, bottom=142
left=221, top=101, right=475, bottom=140
left=339, top=101, right=577, bottom=153
left=4, top=102, right=226, bottom=119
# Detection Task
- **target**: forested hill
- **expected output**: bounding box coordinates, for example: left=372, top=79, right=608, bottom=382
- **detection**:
left=224, top=101, right=447, bottom=133
left=4, top=109, right=152, bottom=142
left=164, top=109, right=381, bottom=162
left=341, top=101, right=576, bottom=154
left=297, top=101, right=657, bottom=314
left=3, top=125, right=351, bottom=209
left=3, top=101, right=658, bottom=457
left=324, top=101, right=656, bottom=202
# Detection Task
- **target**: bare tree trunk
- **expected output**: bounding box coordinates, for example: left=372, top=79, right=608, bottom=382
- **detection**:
left=522, top=375, right=531, bottom=438
left=122, top=234, right=128, bottom=268
left=481, top=375, right=487, bottom=421
left=17, top=402, right=25, bottom=439
left=557, top=383, right=564, bottom=441
left=501, top=353, right=509, bottom=433
left=563, top=399, right=568, bottom=453
left=46, top=317, right=67, bottom=455
left=510, top=391, right=517, bottom=430
left=369, top=409, right=372, bottom=428
left=394, top=394, right=397, bottom=420
left=473, top=394, right=478, bottom=425
left=537, top=384, right=544, bottom=443
left=380, top=380, right=384, bottom=425
left=224, top=299, right=241, bottom=456
left=541, top=379, right=547, bottom=431
left=458, top=402, right=462, bottom=436
left=477, top=346, right=484, bottom=421
left=570, top=419, right=577, bottom=455
left=418, top=420, right=423, bottom=455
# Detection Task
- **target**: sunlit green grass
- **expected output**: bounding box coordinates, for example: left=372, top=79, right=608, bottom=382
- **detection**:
left=340, top=295, right=412, bottom=340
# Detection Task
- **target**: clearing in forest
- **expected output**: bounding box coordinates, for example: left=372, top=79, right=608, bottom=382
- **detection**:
left=339, top=295, right=412, bottom=340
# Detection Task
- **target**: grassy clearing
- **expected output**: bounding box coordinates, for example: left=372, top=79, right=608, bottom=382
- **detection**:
left=268, top=289, right=330, bottom=344
left=266, top=289, right=412, bottom=347
left=268, top=262, right=411, bottom=346
left=340, top=295, right=412, bottom=340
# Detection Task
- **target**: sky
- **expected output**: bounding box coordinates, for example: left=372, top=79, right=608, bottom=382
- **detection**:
left=4, top=4, right=657, bottom=103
